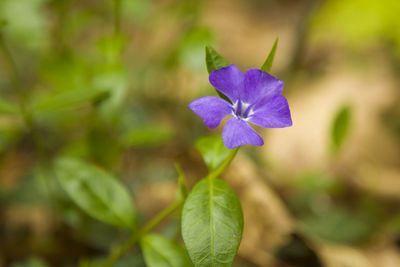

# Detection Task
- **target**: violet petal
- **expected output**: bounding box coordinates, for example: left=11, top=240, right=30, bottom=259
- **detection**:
left=244, top=69, right=284, bottom=106
left=222, top=117, right=264, bottom=149
left=209, top=64, right=245, bottom=103
left=188, top=96, right=233, bottom=128
left=248, top=95, right=292, bottom=128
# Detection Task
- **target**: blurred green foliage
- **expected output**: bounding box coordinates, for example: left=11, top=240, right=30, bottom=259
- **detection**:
left=0, top=0, right=187, bottom=264
left=313, top=0, right=400, bottom=57
left=288, top=171, right=384, bottom=244
left=0, top=0, right=49, bottom=51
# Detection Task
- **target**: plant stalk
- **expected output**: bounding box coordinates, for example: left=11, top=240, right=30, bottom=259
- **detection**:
left=102, top=198, right=184, bottom=267
left=207, top=147, right=239, bottom=179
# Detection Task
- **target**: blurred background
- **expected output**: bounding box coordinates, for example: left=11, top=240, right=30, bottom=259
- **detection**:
left=1, top=0, right=400, bottom=266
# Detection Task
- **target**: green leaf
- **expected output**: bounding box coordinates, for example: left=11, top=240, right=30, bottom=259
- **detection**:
left=205, top=45, right=230, bottom=74
left=31, top=88, right=109, bottom=114
left=205, top=46, right=231, bottom=102
left=122, top=125, right=173, bottom=147
left=195, top=135, right=230, bottom=171
left=141, top=234, right=193, bottom=267
left=260, top=37, right=279, bottom=73
left=182, top=178, right=243, bottom=267
left=0, top=98, right=19, bottom=115
left=331, top=105, right=352, bottom=154
left=55, top=157, right=136, bottom=230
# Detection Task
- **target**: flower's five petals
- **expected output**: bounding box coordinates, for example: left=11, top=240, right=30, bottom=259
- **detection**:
left=244, top=69, right=284, bottom=105
left=209, top=64, right=245, bottom=103
left=248, top=95, right=292, bottom=128
left=188, top=96, right=233, bottom=128
left=190, top=64, right=292, bottom=149
left=222, top=117, right=264, bottom=149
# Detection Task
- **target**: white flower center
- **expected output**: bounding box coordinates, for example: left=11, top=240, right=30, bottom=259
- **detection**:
left=232, top=100, right=254, bottom=120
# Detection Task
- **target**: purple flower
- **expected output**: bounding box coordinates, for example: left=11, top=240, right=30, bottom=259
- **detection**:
left=189, top=64, right=292, bottom=149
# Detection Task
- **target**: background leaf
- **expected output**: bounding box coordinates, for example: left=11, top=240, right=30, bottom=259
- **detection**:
left=331, top=105, right=352, bottom=154
left=55, top=157, right=136, bottom=230
left=195, top=135, right=230, bottom=171
left=122, top=124, right=173, bottom=147
left=30, top=87, right=109, bottom=114
left=182, top=178, right=243, bottom=267
left=260, top=37, right=279, bottom=73
left=141, top=234, right=193, bottom=267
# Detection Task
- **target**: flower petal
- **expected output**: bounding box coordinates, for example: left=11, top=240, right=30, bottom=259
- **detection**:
left=209, top=64, right=245, bottom=103
left=222, top=117, right=264, bottom=149
left=188, top=96, right=233, bottom=128
left=244, top=69, right=284, bottom=105
left=248, top=95, right=292, bottom=128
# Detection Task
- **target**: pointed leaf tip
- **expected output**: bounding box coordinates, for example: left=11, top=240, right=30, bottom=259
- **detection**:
left=261, top=37, right=279, bottom=73
left=205, top=45, right=229, bottom=74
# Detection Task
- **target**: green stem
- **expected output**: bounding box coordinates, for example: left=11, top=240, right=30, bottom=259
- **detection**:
left=141, top=198, right=183, bottom=234
left=207, top=147, right=239, bottom=179
left=102, top=198, right=184, bottom=267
